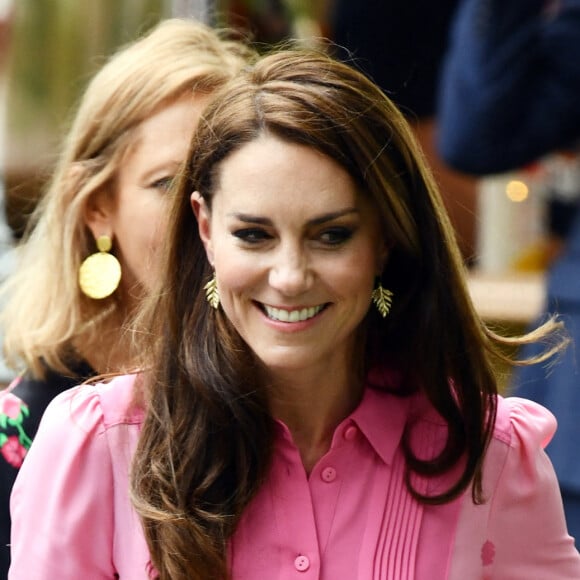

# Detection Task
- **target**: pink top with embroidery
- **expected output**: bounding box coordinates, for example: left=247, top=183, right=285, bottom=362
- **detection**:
left=8, top=374, right=580, bottom=579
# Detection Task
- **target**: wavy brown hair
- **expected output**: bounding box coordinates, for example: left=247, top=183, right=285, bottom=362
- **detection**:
left=131, top=48, right=565, bottom=579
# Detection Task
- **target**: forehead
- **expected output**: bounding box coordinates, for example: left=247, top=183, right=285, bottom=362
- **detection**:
left=127, top=95, right=210, bottom=157
left=213, top=135, right=365, bottom=211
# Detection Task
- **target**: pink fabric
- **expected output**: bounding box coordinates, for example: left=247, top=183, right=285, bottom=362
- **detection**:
left=8, top=374, right=580, bottom=579
left=230, top=390, right=461, bottom=580
left=449, top=397, right=580, bottom=579
left=9, top=375, right=148, bottom=579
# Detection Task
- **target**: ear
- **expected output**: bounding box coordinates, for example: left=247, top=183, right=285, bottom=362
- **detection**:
left=191, top=191, right=214, bottom=265
left=83, top=185, right=115, bottom=242
left=376, top=239, right=393, bottom=275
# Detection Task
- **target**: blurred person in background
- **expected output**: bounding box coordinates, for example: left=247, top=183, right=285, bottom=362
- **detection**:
left=0, top=17, right=251, bottom=577
left=330, top=0, right=477, bottom=261
left=438, top=0, right=580, bottom=544
left=226, top=0, right=294, bottom=45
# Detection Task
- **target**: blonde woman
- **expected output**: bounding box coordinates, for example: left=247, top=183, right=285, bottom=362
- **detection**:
left=0, top=17, right=251, bottom=577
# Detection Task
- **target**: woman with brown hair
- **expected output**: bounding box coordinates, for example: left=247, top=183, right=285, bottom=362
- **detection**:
left=9, top=47, right=580, bottom=579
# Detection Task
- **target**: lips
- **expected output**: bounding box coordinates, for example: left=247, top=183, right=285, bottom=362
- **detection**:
left=262, top=303, right=326, bottom=322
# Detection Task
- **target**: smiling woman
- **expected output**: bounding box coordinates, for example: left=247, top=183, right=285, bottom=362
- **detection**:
left=193, top=136, right=386, bottom=384
left=7, top=46, right=580, bottom=580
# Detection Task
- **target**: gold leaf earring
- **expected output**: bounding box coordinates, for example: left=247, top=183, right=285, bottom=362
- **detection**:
left=204, top=272, right=220, bottom=309
left=371, top=279, right=393, bottom=318
left=78, top=234, right=122, bottom=299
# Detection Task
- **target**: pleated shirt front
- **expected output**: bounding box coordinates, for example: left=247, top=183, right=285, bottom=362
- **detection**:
left=231, top=387, right=462, bottom=580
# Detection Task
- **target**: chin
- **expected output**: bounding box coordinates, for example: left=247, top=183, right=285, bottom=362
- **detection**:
left=255, top=348, right=322, bottom=374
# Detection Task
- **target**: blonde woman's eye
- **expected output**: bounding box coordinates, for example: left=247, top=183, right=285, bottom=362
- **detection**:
left=150, top=176, right=175, bottom=191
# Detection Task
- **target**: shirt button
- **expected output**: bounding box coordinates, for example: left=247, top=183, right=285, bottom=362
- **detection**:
left=344, top=425, right=358, bottom=441
left=321, top=466, right=337, bottom=482
left=294, top=555, right=310, bottom=572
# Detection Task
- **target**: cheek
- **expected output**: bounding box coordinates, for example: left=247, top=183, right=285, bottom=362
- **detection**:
left=124, top=200, right=168, bottom=277
left=331, top=248, right=377, bottom=294
left=214, top=250, right=259, bottom=297
left=212, top=243, right=270, bottom=323
left=149, top=214, right=167, bottom=252
left=140, top=197, right=169, bottom=249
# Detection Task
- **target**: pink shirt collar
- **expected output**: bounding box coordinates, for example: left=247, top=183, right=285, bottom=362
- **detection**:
left=273, top=384, right=412, bottom=467
left=349, top=387, right=411, bottom=465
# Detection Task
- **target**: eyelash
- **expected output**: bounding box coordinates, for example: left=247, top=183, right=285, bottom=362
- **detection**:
left=232, top=227, right=354, bottom=246
left=150, top=176, right=175, bottom=191
left=233, top=228, right=272, bottom=243
left=318, top=227, right=354, bottom=245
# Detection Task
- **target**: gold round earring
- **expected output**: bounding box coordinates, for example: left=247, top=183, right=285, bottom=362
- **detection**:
left=371, top=279, right=393, bottom=318
left=78, top=234, right=122, bottom=299
left=204, top=272, right=220, bottom=309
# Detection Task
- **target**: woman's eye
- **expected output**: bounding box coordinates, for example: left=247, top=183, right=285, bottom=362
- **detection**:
left=319, top=227, right=353, bottom=245
left=150, top=176, right=175, bottom=191
left=233, top=228, right=272, bottom=243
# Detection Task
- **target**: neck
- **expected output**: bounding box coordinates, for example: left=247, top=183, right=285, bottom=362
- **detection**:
left=268, top=367, right=364, bottom=473
left=74, top=302, right=134, bottom=375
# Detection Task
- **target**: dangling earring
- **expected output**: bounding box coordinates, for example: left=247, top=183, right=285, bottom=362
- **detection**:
left=204, top=272, right=220, bottom=309
left=371, top=279, right=393, bottom=318
left=78, top=234, right=122, bottom=299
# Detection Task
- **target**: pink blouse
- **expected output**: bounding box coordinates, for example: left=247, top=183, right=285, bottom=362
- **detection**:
left=8, top=374, right=580, bottom=579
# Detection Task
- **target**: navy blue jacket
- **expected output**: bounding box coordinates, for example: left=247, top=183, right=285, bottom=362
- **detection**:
left=437, top=0, right=580, bottom=174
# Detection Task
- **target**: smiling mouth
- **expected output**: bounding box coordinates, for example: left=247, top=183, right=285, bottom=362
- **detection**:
left=261, top=303, right=327, bottom=323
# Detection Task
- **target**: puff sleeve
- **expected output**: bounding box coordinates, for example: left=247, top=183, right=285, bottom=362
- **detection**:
left=8, top=384, right=116, bottom=579
left=450, top=397, right=580, bottom=578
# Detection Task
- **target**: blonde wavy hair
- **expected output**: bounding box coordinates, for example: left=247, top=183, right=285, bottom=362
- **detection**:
left=0, top=18, right=252, bottom=378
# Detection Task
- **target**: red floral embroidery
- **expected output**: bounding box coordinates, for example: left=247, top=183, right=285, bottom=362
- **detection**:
left=481, top=540, right=496, bottom=566
left=0, top=435, right=27, bottom=468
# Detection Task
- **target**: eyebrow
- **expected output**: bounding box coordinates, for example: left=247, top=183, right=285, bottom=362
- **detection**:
left=141, top=160, right=184, bottom=181
left=229, top=207, right=359, bottom=226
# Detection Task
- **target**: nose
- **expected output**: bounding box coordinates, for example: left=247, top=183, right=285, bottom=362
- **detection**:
left=268, top=244, right=313, bottom=296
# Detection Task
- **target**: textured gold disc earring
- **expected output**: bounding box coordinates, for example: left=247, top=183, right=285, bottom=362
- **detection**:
left=78, top=234, right=122, bottom=299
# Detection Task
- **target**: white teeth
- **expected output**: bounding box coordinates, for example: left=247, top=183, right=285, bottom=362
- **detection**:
left=263, top=304, right=324, bottom=322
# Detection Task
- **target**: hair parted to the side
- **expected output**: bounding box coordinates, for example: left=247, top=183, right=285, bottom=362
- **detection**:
left=0, top=18, right=252, bottom=378
left=132, top=47, right=567, bottom=579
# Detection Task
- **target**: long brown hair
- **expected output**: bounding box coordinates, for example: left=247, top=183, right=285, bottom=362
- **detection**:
left=132, top=48, right=565, bottom=579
